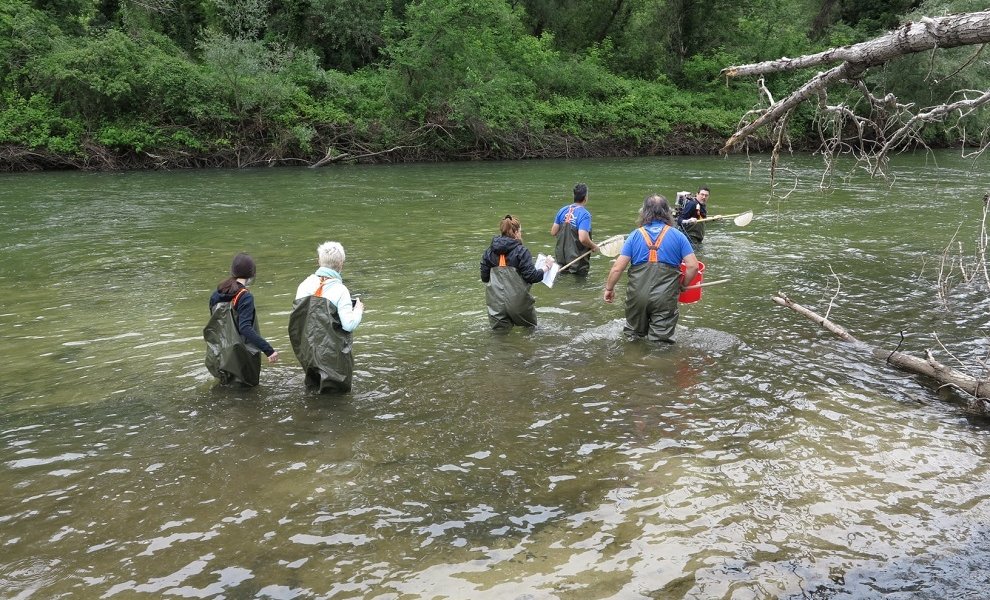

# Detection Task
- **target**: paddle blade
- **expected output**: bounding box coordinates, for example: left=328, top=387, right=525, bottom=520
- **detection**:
left=597, top=234, right=626, bottom=257
left=733, top=211, right=753, bottom=226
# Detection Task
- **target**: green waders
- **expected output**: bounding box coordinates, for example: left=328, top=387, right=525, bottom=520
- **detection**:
left=554, top=206, right=591, bottom=275
left=486, top=254, right=537, bottom=329
left=288, top=279, right=353, bottom=393
left=623, top=226, right=682, bottom=343
left=680, top=221, right=705, bottom=246
left=204, top=288, right=262, bottom=387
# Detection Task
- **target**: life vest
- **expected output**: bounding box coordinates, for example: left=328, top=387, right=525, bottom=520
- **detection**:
left=637, top=225, right=671, bottom=263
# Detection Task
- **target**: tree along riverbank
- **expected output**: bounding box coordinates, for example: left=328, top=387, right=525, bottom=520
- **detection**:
left=4, top=0, right=981, bottom=173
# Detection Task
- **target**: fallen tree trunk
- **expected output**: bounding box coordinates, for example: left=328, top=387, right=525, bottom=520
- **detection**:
left=772, top=293, right=990, bottom=413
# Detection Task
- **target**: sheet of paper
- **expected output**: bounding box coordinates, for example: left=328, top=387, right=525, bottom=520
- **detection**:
left=536, top=254, right=560, bottom=288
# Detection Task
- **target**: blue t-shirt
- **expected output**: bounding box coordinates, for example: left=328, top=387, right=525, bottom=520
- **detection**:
left=554, top=203, right=592, bottom=232
left=620, top=222, right=695, bottom=267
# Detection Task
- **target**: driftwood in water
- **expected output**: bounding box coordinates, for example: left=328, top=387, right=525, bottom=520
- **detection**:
left=772, top=293, right=990, bottom=412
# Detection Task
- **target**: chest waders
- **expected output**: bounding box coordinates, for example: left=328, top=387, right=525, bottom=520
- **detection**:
left=680, top=203, right=706, bottom=246
left=624, top=226, right=682, bottom=343
left=288, top=276, right=354, bottom=393
left=554, top=205, right=592, bottom=276
left=204, top=288, right=263, bottom=387
left=486, top=254, right=537, bottom=330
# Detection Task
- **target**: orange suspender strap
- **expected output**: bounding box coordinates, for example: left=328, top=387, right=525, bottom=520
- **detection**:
left=498, top=254, right=507, bottom=267
left=314, top=276, right=330, bottom=298
left=637, top=225, right=670, bottom=263
left=231, top=288, right=248, bottom=308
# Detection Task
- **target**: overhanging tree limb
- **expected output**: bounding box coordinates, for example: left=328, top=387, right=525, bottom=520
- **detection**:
left=720, top=10, right=990, bottom=156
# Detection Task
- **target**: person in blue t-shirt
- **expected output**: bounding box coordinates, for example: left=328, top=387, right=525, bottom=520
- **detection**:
left=604, top=194, right=699, bottom=343
left=550, top=183, right=599, bottom=276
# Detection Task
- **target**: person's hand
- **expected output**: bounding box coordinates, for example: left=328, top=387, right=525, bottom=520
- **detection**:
left=354, top=297, right=364, bottom=311
left=267, top=350, right=280, bottom=364
left=684, top=217, right=697, bottom=224
left=591, top=244, right=600, bottom=253
left=603, top=288, right=615, bottom=303
left=544, top=256, right=555, bottom=268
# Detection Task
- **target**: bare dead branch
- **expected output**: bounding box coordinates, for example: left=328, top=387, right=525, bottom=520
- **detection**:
left=933, top=43, right=986, bottom=84
left=772, top=292, right=990, bottom=409
left=723, top=63, right=859, bottom=153
left=721, top=11, right=990, bottom=169
left=310, top=144, right=423, bottom=168
left=823, top=265, right=840, bottom=321
left=722, top=11, right=990, bottom=79
left=875, top=89, right=990, bottom=167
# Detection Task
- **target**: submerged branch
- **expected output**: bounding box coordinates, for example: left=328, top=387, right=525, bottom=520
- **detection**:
left=772, top=293, right=990, bottom=412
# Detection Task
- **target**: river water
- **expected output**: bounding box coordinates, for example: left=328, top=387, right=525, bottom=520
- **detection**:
left=2, top=152, right=989, bottom=598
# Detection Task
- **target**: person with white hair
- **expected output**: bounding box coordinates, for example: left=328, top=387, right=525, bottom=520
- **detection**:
left=288, top=241, right=364, bottom=393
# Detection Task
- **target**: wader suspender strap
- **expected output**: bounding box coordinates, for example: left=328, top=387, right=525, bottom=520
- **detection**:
left=231, top=288, right=248, bottom=308
left=498, top=254, right=507, bottom=267
left=564, top=204, right=576, bottom=225
left=314, top=276, right=331, bottom=298
left=637, top=226, right=670, bottom=263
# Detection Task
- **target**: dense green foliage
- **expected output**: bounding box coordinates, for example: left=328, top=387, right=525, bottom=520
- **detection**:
left=0, top=0, right=983, bottom=169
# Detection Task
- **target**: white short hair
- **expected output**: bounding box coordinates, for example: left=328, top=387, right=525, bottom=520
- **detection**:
left=317, top=241, right=345, bottom=270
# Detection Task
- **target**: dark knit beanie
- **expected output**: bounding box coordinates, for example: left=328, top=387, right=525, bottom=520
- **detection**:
left=231, top=253, right=256, bottom=279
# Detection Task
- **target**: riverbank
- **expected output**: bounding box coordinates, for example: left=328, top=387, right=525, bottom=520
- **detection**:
left=1, top=126, right=776, bottom=172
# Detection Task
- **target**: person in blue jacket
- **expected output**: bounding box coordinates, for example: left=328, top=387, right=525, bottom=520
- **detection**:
left=209, top=253, right=279, bottom=364
left=604, top=194, right=699, bottom=343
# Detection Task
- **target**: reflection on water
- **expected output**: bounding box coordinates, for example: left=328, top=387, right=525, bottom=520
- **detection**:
left=2, top=153, right=990, bottom=598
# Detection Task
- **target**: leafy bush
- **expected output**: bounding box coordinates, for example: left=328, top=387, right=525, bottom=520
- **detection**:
left=0, top=91, right=83, bottom=153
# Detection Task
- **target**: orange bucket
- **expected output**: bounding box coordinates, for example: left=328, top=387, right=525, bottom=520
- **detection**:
left=679, top=261, right=705, bottom=303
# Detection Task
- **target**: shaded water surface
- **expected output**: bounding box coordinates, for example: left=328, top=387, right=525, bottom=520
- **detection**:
left=2, top=153, right=990, bottom=598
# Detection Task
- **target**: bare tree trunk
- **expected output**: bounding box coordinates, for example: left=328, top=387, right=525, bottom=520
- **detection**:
left=772, top=293, right=990, bottom=412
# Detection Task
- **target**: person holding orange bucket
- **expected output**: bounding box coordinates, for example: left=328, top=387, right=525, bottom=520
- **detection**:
left=603, top=194, right=700, bottom=343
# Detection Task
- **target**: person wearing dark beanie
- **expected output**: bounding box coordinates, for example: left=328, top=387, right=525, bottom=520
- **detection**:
left=209, top=253, right=279, bottom=367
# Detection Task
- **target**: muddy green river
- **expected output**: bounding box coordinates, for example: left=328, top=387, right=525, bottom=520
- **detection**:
left=1, top=152, right=989, bottom=598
